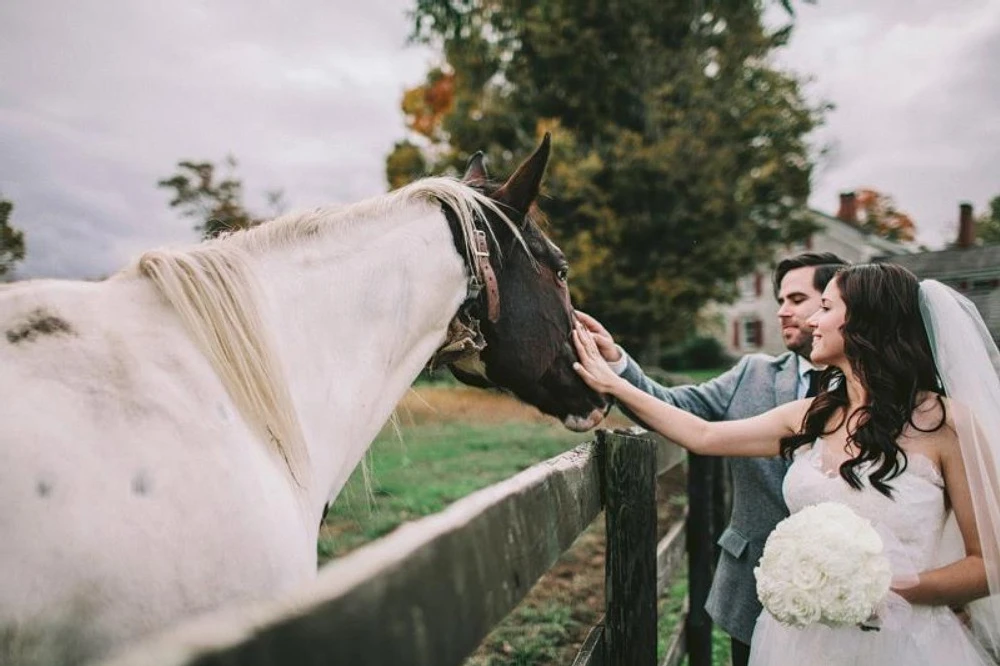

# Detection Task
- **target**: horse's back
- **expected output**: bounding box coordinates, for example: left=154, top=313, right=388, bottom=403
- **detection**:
left=0, top=277, right=314, bottom=665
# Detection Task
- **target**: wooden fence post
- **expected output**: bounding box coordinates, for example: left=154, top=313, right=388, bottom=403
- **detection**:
left=686, top=452, right=714, bottom=666
left=601, top=430, right=657, bottom=666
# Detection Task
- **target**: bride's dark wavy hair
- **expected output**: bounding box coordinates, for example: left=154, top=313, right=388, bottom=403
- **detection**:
left=779, top=263, right=946, bottom=497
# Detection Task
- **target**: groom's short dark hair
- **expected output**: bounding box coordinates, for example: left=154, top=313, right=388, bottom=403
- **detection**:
left=772, top=252, right=849, bottom=299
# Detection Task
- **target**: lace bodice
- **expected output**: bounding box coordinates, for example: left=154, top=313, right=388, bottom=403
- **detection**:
left=783, top=439, right=949, bottom=573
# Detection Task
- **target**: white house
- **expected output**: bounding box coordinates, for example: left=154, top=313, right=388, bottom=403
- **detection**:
left=708, top=193, right=913, bottom=357
left=877, top=203, right=1000, bottom=344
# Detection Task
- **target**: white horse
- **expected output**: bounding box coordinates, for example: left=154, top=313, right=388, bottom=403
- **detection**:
left=0, top=135, right=609, bottom=665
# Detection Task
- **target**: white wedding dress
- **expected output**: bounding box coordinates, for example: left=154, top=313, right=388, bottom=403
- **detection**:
left=748, top=439, right=996, bottom=665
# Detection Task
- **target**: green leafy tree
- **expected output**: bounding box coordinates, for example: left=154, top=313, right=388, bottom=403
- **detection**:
left=977, top=194, right=1000, bottom=245
left=390, top=0, right=826, bottom=361
left=158, top=155, right=285, bottom=240
left=0, top=196, right=26, bottom=280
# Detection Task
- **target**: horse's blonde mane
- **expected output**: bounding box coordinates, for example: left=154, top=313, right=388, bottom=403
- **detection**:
left=134, top=177, right=520, bottom=488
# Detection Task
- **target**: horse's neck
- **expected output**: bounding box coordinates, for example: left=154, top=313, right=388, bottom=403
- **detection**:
left=254, top=203, right=468, bottom=522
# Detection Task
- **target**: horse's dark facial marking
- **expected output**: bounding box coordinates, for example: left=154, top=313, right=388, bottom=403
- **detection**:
left=449, top=135, right=610, bottom=431
left=6, top=309, right=75, bottom=345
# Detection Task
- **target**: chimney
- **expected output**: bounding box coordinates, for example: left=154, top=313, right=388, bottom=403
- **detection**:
left=837, top=192, right=858, bottom=225
left=957, top=202, right=975, bottom=249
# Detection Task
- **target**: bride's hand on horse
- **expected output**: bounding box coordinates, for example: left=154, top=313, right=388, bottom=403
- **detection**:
left=572, top=324, right=626, bottom=396
left=574, top=311, right=621, bottom=363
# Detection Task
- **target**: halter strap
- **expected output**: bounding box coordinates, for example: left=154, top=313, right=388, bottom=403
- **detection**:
left=471, top=229, right=500, bottom=323
left=425, top=227, right=500, bottom=371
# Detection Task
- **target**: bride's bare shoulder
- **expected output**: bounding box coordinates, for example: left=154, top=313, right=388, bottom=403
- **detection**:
left=912, top=391, right=951, bottom=423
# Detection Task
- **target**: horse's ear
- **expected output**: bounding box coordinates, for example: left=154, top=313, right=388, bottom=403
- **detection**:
left=462, top=152, right=489, bottom=186
left=495, top=133, right=551, bottom=217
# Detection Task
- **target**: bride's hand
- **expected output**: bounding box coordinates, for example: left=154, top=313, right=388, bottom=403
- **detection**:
left=572, top=324, right=626, bottom=396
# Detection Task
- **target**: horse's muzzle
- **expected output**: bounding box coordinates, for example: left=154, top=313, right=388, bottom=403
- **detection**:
left=562, top=407, right=607, bottom=432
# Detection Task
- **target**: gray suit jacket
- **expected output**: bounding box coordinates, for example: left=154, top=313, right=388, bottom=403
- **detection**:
left=619, top=351, right=800, bottom=644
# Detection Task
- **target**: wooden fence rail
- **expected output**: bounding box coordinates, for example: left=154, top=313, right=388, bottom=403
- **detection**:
left=100, top=430, right=723, bottom=666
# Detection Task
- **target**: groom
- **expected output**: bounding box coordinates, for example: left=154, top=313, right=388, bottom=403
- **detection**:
left=577, top=251, right=847, bottom=666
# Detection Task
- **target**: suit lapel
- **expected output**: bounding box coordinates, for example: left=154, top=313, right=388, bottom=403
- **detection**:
left=774, top=354, right=799, bottom=407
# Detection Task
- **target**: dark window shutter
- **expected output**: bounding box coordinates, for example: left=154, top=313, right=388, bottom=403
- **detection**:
left=732, top=320, right=740, bottom=348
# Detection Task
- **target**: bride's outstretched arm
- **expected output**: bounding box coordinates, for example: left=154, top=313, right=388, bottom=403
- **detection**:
left=895, top=432, right=990, bottom=606
left=572, top=325, right=803, bottom=457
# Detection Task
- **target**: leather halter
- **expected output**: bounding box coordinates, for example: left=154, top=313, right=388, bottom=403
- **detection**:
left=426, top=227, right=501, bottom=371
left=471, top=229, right=500, bottom=324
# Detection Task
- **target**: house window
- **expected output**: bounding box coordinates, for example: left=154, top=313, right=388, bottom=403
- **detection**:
left=738, top=273, right=762, bottom=300
left=733, top=317, right=763, bottom=349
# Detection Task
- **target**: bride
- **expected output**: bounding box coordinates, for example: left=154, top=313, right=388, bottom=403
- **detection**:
left=572, top=263, right=1000, bottom=665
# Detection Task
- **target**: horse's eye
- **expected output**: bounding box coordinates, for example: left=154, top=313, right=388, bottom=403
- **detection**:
left=557, top=267, right=569, bottom=282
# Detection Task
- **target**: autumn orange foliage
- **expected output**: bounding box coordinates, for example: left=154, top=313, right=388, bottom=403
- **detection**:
left=854, top=188, right=916, bottom=242
left=401, top=70, right=456, bottom=139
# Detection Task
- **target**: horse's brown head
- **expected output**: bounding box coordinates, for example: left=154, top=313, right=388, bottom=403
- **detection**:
left=444, top=134, right=610, bottom=432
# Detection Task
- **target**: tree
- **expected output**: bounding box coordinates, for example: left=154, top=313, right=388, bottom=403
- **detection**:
left=390, top=0, right=826, bottom=361
left=853, top=188, right=916, bottom=242
left=0, top=196, right=26, bottom=280
left=977, top=194, right=1000, bottom=245
left=158, top=155, right=285, bottom=240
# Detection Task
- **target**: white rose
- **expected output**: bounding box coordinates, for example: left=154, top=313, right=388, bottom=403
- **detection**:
left=853, top=525, right=884, bottom=555
left=756, top=502, right=893, bottom=628
left=818, top=550, right=856, bottom=579
left=784, top=588, right=823, bottom=626
left=791, top=562, right=828, bottom=591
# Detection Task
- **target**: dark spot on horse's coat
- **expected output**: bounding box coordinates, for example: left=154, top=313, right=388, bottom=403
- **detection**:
left=6, top=309, right=75, bottom=344
left=132, top=471, right=152, bottom=496
left=36, top=480, right=53, bottom=497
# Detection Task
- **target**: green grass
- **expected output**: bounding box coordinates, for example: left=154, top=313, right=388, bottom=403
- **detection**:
left=657, top=571, right=732, bottom=666
left=319, top=420, right=590, bottom=561
left=319, top=392, right=732, bottom=665
left=471, top=603, right=579, bottom=666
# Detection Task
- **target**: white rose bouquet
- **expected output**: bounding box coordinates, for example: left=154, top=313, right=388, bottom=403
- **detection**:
left=754, top=502, right=893, bottom=628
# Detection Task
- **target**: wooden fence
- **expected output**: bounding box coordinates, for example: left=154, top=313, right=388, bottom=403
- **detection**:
left=100, top=429, right=726, bottom=666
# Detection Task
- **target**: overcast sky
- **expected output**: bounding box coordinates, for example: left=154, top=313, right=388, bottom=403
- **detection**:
left=1, top=0, right=998, bottom=279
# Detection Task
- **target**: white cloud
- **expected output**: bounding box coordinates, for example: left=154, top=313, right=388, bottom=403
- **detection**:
left=0, top=0, right=435, bottom=278
left=1, top=0, right=997, bottom=278
left=776, top=0, right=1000, bottom=246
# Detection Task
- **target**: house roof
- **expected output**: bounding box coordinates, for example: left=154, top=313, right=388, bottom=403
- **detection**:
left=874, top=244, right=1000, bottom=280
left=810, top=210, right=915, bottom=257
left=874, top=245, right=1000, bottom=338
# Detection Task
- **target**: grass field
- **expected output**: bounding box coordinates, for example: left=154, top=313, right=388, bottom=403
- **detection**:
left=319, top=384, right=732, bottom=665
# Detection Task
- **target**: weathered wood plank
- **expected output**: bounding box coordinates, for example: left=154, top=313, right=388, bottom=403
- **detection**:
left=659, top=600, right=688, bottom=666
left=99, top=442, right=603, bottom=666
left=655, top=510, right=688, bottom=599
left=569, top=621, right=605, bottom=666
left=610, top=427, right=685, bottom=477
left=602, top=430, right=657, bottom=666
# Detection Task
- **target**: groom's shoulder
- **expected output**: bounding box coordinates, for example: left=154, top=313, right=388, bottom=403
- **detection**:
left=740, top=350, right=795, bottom=373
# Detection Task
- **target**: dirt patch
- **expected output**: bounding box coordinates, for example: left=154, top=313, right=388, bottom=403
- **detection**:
left=333, top=385, right=682, bottom=665
left=465, top=467, right=688, bottom=665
